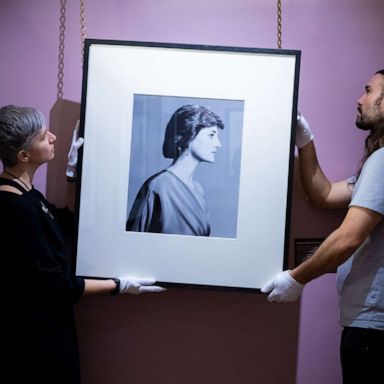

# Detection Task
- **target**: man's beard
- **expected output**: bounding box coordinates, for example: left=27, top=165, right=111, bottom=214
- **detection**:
left=356, top=98, right=384, bottom=131
left=356, top=114, right=374, bottom=131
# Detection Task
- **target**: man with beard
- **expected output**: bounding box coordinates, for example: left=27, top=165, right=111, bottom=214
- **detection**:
left=261, top=70, right=384, bottom=383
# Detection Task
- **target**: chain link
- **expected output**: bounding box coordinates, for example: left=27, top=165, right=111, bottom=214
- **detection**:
left=80, top=0, right=87, bottom=64
left=277, top=0, right=282, bottom=49
left=57, top=0, right=66, bottom=100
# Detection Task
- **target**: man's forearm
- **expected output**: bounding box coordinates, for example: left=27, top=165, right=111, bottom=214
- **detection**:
left=298, top=141, right=332, bottom=207
left=290, top=227, right=361, bottom=284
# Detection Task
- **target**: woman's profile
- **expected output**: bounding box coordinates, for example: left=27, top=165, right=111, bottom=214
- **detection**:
left=126, top=104, right=224, bottom=236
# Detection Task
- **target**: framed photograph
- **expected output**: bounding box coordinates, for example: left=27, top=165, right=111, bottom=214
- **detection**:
left=75, top=39, right=300, bottom=291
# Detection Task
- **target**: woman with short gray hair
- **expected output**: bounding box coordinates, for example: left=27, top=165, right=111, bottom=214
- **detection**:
left=0, top=105, right=165, bottom=383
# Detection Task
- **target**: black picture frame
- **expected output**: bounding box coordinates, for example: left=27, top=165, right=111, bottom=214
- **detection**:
left=74, top=39, right=300, bottom=291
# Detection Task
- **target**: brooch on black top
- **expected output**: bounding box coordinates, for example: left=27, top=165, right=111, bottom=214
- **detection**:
left=40, top=201, right=54, bottom=220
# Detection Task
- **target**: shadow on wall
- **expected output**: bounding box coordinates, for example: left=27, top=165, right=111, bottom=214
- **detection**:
left=46, top=99, right=80, bottom=207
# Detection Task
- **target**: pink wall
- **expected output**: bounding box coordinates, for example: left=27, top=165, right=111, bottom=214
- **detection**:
left=1, top=1, right=383, bottom=383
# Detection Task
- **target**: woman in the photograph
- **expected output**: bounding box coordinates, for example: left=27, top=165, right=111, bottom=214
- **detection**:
left=126, top=104, right=224, bottom=236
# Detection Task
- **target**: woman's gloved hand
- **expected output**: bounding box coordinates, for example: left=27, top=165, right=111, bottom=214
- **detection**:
left=66, top=120, right=84, bottom=180
left=115, top=276, right=167, bottom=295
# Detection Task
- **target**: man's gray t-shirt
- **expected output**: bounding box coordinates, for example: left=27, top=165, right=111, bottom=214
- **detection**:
left=337, top=147, right=384, bottom=330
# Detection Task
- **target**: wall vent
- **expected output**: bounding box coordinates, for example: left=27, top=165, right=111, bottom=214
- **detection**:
left=294, top=238, right=326, bottom=268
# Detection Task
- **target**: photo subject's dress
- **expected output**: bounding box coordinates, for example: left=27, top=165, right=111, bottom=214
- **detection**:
left=126, top=170, right=211, bottom=236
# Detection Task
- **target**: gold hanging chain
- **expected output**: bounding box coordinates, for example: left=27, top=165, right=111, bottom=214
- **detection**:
left=277, top=0, right=282, bottom=49
left=80, top=0, right=87, bottom=64
left=57, top=0, right=67, bottom=100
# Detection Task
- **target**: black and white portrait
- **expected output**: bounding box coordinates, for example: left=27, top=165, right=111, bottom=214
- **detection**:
left=126, top=95, right=244, bottom=238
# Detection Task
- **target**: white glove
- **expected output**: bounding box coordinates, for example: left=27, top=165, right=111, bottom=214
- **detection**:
left=118, top=276, right=166, bottom=295
left=261, top=270, right=304, bottom=302
left=66, top=120, right=84, bottom=179
left=296, top=112, right=314, bottom=149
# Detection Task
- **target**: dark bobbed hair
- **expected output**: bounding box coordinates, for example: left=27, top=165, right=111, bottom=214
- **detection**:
left=0, top=105, right=45, bottom=166
left=162, top=104, right=224, bottom=159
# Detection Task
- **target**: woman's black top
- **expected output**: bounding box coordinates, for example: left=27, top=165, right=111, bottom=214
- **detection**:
left=1, top=177, right=84, bottom=383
